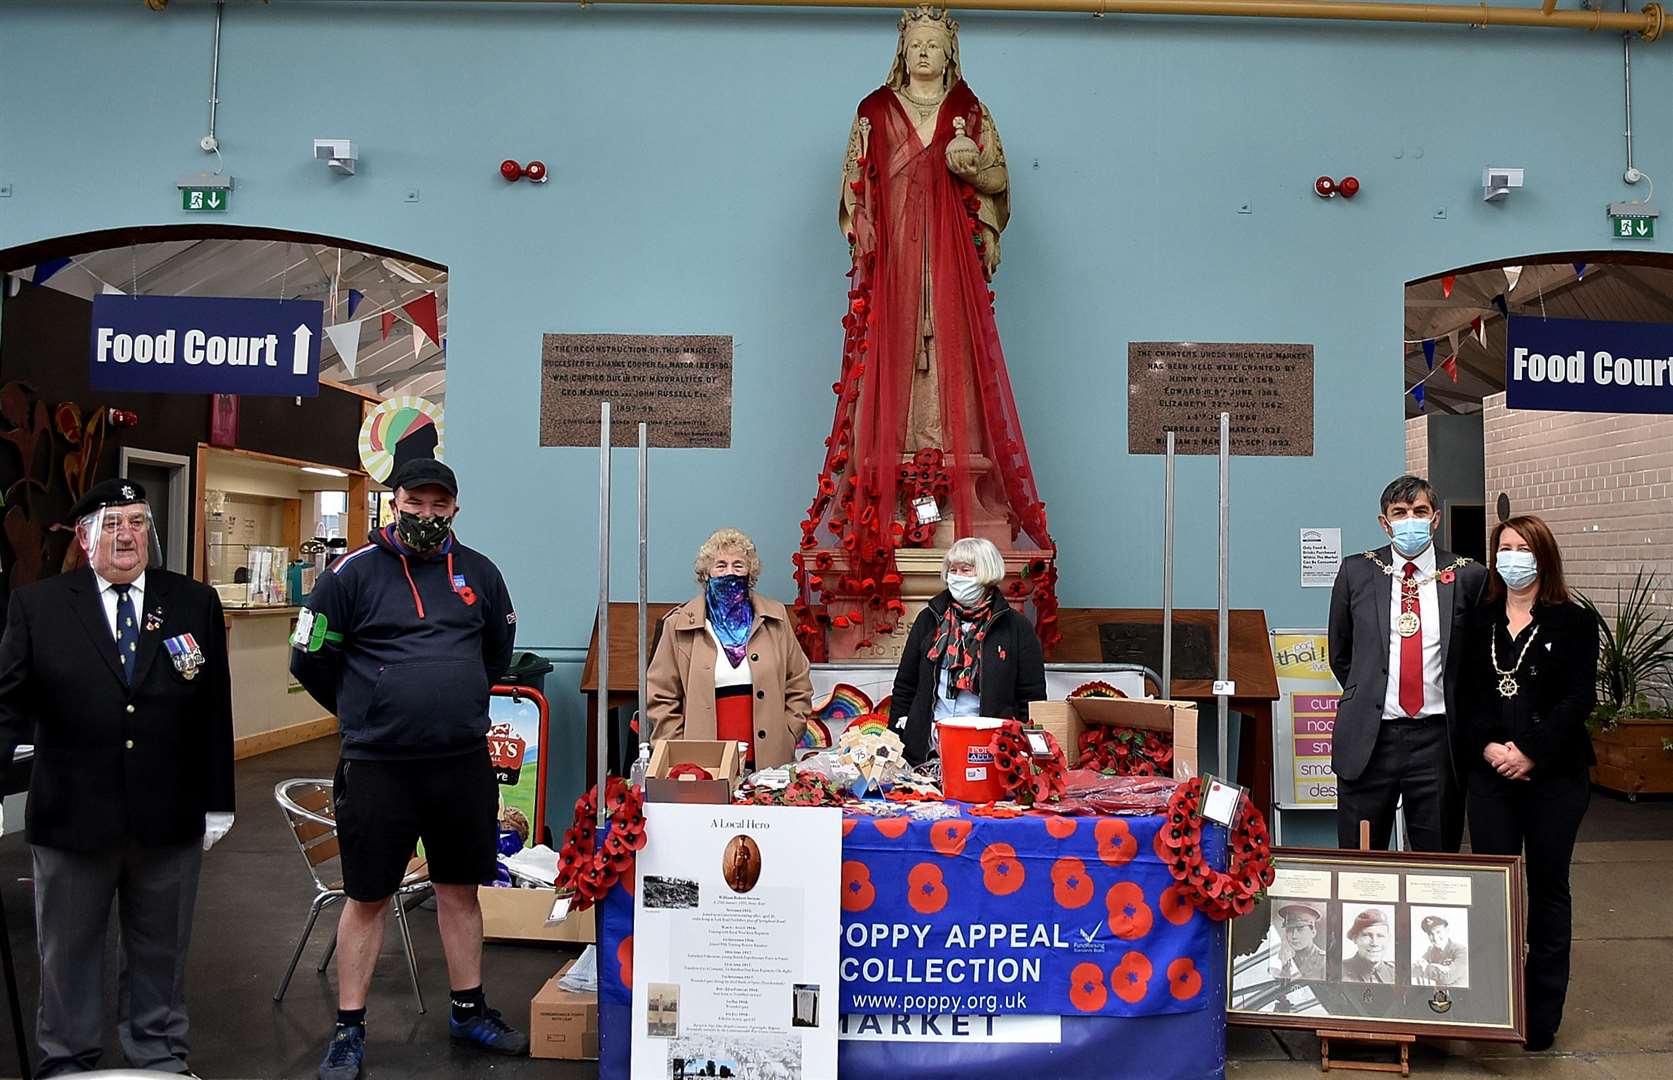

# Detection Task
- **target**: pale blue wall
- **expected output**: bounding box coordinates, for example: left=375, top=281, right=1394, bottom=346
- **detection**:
left=3, top=2, right=1667, bottom=660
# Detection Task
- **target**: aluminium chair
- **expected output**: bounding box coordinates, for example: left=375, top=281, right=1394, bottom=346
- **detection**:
left=273, top=777, right=433, bottom=1012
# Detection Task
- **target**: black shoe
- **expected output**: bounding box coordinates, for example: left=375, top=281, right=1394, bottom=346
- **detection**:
left=449, top=1007, right=530, bottom=1056
left=1523, top=1031, right=1555, bottom=1053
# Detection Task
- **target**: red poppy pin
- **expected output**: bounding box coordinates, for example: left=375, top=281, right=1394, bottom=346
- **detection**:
left=998, top=646, right=1009, bottom=660
left=1439, top=570, right=1456, bottom=584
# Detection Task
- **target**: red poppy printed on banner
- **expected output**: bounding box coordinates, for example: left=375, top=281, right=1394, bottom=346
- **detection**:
left=1159, top=883, right=1195, bottom=926
left=841, top=861, right=876, bottom=912
left=1044, top=816, right=1078, bottom=840
left=979, top=842, right=1026, bottom=896
left=1167, top=957, right=1203, bottom=1000
left=1106, top=882, right=1154, bottom=940
left=1095, top=819, right=1139, bottom=867
left=1153, top=825, right=1172, bottom=863
left=1111, top=950, right=1153, bottom=1004
left=1051, top=856, right=1095, bottom=909
left=930, top=818, right=973, bottom=857
left=842, top=818, right=857, bottom=837
left=907, top=862, right=949, bottom=915
left=874, top=816, right=911, bottom=840
left=617, top=935, right=634, bottom=991
left=619, top=863, right=636, bottom=896
left=1068, top=961, right=1108, bottom=1012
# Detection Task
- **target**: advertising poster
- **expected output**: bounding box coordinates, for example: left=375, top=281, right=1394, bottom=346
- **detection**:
left=631, top=803, right=842, bottom=1080
left=1270, top=630, right=1340, bottom=810
left=486, top=692, right=541, bottom=844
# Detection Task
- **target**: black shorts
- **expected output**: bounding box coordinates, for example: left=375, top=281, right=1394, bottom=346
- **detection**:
left=333, top=748, right=499, bottom=901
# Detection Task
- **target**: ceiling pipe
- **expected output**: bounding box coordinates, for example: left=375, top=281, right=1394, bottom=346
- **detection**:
left=366, top=0, right=1665, bottom=42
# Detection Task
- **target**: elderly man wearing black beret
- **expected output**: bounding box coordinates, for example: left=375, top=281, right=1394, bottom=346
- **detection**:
left=0, top=477, right=235, bottom=1077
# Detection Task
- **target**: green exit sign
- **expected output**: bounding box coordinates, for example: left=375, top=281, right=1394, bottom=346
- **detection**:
left=181, top=187, right=229, bottom=213
left=1611, top=214, right=1655, bottom=240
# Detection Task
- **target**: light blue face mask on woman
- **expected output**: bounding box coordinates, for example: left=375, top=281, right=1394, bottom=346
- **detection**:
left=1388, top=517, right=1434, bottom=557
left=1496, top=551, right=1538, bottom=590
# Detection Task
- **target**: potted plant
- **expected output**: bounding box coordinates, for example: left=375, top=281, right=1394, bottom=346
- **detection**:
left=1581, top=570, right=1673, bottom=799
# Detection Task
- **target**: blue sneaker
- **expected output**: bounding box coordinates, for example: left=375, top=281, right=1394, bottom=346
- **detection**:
left=449, top=1007, right=530, bottom=1056
left=318, top=1023, right=365, bottom=1080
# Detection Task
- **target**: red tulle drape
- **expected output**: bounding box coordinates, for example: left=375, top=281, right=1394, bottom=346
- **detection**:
left=793, top=81, right=1058, bottom=660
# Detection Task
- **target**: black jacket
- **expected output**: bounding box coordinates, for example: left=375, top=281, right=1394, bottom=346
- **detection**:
left=888, top=590, right=1047, bottom=765
left=1326, top=546, right=1489, bottom=782
left=1457, top=599, right=1598, bottom=776
left=0, top=567, right=234, bottom=850
left=290, top=526, right=515, bottom=760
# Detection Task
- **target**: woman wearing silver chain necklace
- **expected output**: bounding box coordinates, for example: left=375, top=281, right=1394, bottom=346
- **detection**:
left=1457, top=514, right=1596, bottom=1054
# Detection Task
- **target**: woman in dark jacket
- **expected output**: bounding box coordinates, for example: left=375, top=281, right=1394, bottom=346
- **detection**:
left=1457, top=513, right=1597, bottom=1052
left=889, top=537, right=1047, bottom=765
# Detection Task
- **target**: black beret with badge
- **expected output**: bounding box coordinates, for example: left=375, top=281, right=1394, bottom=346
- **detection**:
left=67, top=477, right=148, bottom=523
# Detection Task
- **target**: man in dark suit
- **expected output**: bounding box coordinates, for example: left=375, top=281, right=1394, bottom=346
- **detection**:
left=0, top=478, right=235, bottom=1076
left=1328, top=475, right=1486, bottom=852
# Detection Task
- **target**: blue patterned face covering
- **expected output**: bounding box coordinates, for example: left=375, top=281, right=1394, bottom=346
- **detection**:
left=705, top=574, right=754, bottom=668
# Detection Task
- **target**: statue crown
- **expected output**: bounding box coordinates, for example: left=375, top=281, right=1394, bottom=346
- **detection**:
left=898, top=5, right=958, bottom=37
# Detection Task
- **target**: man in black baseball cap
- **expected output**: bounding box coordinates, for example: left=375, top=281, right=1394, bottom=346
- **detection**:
left=0, top=476, right=234, bottom=1075
left=292, top=457, right=523, bottom=1078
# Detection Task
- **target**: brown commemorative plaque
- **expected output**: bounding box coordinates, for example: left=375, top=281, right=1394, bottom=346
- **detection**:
left=1128, top=341, right=1314, bottom=456
left=540, top=333, right=732, bottom=448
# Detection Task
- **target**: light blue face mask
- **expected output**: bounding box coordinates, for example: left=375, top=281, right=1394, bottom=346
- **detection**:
left=1387, top=517, right=1435, bottom=558
left=1496, top=551, right=1538, bottom=590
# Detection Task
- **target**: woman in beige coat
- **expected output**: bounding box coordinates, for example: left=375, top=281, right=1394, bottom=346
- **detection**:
left=647, top=528, right=813, bottom=770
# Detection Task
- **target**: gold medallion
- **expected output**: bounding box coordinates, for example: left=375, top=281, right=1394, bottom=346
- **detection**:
left=1397, top=611, right=1421, bottom=638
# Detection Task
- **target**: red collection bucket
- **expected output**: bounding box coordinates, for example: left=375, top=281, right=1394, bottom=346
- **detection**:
left=936, top=717, right=1008, bottom=803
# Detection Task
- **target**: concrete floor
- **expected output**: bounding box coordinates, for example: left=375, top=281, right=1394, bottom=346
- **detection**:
left=0, top=738, right=1667, bottom=1079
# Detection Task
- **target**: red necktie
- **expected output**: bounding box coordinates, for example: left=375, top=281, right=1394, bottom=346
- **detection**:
left=1399, top=562, right=1424, bottom=717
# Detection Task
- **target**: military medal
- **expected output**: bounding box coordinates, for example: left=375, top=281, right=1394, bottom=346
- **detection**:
left=1490, top=623, right=1540, bottom=699
left=163, top=633, right=205, bottom=681
left=144, top=607, right=164, bottom=633
left=1396, top=611, right=1420, bottom=638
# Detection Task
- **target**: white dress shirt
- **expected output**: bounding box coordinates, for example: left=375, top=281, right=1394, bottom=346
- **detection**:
left=1381, top=546, right=1445, bottom=719
left=93, top=570, right=147, bottom=645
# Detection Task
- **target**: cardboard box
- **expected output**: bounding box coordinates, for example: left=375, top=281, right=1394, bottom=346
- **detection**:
left=531, top=958, right=599, bottom=1060
left=478, top=886, right=596, bottom=945
left=1029, top=696, right=1199, bottom=777
left=645, top=739, right=741, bottom=804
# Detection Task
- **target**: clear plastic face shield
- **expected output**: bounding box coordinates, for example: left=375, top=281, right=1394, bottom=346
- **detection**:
left=77, top=501, right=163, bottom=581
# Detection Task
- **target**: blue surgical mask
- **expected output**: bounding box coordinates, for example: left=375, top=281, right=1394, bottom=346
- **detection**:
left=1495, top=551, right=1538, bottom=590
left=1387, top=518, right=1434, bottom=557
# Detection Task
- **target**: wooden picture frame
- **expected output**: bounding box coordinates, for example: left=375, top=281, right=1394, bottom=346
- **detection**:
left=1227, top=847, right=1525, bottom=1042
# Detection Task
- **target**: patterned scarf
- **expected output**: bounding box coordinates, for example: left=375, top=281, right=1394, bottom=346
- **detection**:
left=705, top=574, right=754, bottom=669
left=926, top=593, right=1000, bottom=700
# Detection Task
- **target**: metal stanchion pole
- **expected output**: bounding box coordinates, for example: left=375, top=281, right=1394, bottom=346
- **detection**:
left=1217, top=412, right=1231, bottom=779
left=1162, top=431, right=1176, bottom=699
left=596, top=401, right=612, bottom=825
left=637, top=422, right=649, bottom=754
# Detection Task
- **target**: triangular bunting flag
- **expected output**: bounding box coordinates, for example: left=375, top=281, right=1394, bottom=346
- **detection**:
left=33, top=258, right=71, bottom=286
left=1448, top=330, right=1460, bottom=355
left=1413, top=384, right=1425, bottom=410
left=1441, top=275, right=1456, bottom=299
left=347, top=289, right=364, bottom=319
left=101, top=283, right=124, bottom=295
left=323, top=320, right=365, bottom=378
left=1573, top=262, right=1588, bottom=281
left=412, top=323, right=425, bottom=361
left=1422, top=339, right=1436, bottom=370
left=381, top=311, right=395, bottom=340
left=1492, top=294, right=1508, bottom=318
left=1504, top=265, right=1522, bottom=292
left=402, top=292, right=440, bottom=348
left=1471, top=316, right=1486, bottom=348
left=1442, top=354, right=1459, bottom=382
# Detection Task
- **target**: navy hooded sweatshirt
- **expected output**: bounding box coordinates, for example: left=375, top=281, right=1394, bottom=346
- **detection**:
left=290, top=525, right=516, bottom=760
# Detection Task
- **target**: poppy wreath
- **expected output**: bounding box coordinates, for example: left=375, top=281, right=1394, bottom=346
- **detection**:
left=739, top=774, right=851, bottom=808
left=552, top=777, right=647, bottom=913
left=987, top=719, right=1067, bottom=806
left=1078, top=725, right=1175, bottom=777
left=666, top=763, right=715, bottom=782
left=1158, top=776, right=1274, bottom=921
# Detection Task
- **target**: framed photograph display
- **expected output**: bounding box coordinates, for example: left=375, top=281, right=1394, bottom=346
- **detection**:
left=1227, top=848, right=1525, bottom=1041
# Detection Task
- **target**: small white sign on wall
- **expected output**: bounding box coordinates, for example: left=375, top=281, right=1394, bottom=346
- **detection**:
left=1299, top=528, right=1342, bottom=588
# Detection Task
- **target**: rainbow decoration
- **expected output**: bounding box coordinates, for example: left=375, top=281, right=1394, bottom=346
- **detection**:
left=799, top=683, right=875, bottom=753
left=844, top=713, right=893, bottom=740
left=358, top=395, right=445, bottom=484
left=797, top=718, right=833, bottom=753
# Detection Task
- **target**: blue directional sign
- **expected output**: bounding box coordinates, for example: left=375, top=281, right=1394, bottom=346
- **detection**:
left=1505, top=315, right=1673, bottom=414
left=89, top=294, right=323, bottom=396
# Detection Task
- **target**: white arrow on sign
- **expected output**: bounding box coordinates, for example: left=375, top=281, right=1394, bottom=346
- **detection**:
left=207, top=192, right=221, bottom=209
left=1637, top=220, right=1650, bottom=236
left=292, top=324, right=313, bottom=376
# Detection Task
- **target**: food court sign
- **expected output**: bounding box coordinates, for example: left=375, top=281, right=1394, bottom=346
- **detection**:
left=1505, top=315, right=1673, bottom=414
left=89, top=294, right=323, bottom=396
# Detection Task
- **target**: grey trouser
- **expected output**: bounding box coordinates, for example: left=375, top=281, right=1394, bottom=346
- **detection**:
left=31, top=840, right=203, bottom=1076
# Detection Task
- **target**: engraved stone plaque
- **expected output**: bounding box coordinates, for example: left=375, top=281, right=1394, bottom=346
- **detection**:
left=1128, top=341, right=1314, bottom=456
left=540, top=333, right=732, bottom=447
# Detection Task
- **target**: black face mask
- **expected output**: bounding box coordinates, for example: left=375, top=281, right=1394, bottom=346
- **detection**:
left=395, top=510, right=453, bottom=551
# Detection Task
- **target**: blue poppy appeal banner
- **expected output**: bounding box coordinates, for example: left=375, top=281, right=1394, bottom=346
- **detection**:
left=599, top=807, right=1222, bottom=1021
left=89, top=294, right=323, bottom=396
left=1505, top=315, right=1673, bottom=414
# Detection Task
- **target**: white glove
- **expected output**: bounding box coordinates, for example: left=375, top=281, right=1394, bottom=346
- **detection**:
left=203, top=812, right=235, bottom=852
